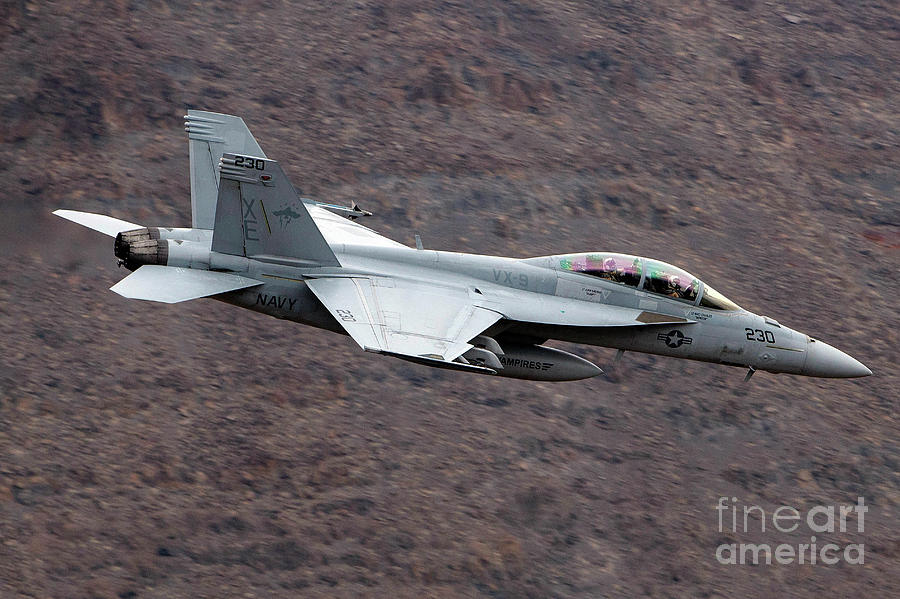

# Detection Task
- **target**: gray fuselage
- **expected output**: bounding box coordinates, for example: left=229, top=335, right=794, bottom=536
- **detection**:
left=212, top=243, right=853, bottom=378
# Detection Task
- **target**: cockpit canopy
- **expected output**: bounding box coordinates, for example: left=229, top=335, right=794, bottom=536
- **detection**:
left=557, top=253, right=741, bottom=311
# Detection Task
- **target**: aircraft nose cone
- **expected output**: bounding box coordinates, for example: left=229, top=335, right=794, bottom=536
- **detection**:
left=802, top=339, right=872, bottom=378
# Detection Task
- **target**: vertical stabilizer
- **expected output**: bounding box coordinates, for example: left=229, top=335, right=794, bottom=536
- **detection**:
left=185, top=110, right=267, bottom=230
left=212, top=153, right=340, bottom=266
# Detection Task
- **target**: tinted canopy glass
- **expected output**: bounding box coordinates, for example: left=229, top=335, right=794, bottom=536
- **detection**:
left=699, top=284, right=741, bottom=311
left=642, top=259, right=699, bottom=302
left=558, top=253, right=642, bottom=287
left=557, top=253, right=741, bottom=310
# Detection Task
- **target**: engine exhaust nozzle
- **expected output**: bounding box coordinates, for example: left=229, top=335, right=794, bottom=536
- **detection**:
left=114, top=228, right=166, bottom=270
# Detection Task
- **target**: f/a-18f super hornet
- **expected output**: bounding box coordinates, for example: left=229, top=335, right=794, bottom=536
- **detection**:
left=54, top=111, right=871, bottom=382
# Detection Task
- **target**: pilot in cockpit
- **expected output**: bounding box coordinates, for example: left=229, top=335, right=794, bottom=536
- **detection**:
left=663, top=274, right=682, bottom=298
left=601, top=257, right=623, bottom=283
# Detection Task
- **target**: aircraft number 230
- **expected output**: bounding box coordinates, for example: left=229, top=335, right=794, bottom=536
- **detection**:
left=234, top=155, right=266, bottom=170
left=746, top=328, right=775, bottom=343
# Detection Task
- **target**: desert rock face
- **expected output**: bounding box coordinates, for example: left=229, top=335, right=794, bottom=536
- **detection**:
left=1, top=2, right=897, bottom=598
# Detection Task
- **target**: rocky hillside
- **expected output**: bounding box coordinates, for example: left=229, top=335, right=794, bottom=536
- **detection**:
left=1, top=1, right=897, bottom=597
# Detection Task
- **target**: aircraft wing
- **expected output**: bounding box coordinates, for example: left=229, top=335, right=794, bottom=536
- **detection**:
left=305, top=276, right=502, bottom=363
left=306, top=205, right=407, bottom=249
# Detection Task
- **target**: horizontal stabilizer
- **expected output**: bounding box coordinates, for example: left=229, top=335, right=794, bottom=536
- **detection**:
left=53, top=210, right=142, bottom=237
left=110, top=265, right=261, bottom=304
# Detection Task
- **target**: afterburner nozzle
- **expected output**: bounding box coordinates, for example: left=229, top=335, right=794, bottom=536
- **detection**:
left=114, top=227, right=160, bottom=262
left=114, top=228, right=166, bottom=270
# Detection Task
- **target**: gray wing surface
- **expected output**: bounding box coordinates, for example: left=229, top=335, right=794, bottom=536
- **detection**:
left=305, top=276, right=502, bottom=362
left=306, top=204, right=407, bottom=249
left=110, top=265, right=261, bottom=303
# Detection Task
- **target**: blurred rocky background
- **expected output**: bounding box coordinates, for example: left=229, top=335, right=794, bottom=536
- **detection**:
left=0, top=1, right=897, bottom=597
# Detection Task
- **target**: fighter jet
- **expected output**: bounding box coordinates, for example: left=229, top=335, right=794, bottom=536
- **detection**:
left=54, top=111, right=871, bottom=382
